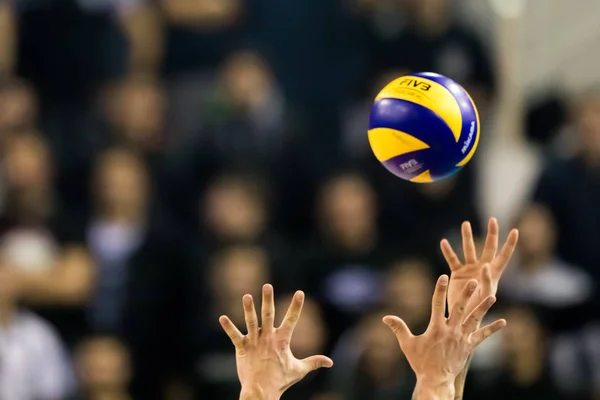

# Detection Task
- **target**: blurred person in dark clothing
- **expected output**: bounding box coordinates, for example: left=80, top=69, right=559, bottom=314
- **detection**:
left=0, top=264, right=75, bottom=399
left=166, top=50, right=289, bottom=185
left=373, top=0, right=496, bottom=115
left=471, top=306, right=574, bottom=400
left=0, top=132, right=95, bottom=344
left=87, top=146, right=187, bottom=399
left=162, top=0, right=247, bottom=153
left=70, top=336, right=132, bottom=400
left=195, top=172, right=292, bottom=286
left=161, top=0, right=244, bottom=75
left=501, top=204, right=594, bottom=331
left=200, top=50, right=288, bottom=167
left=532, top=90, right=600, bottom=296
left=380, top=175, right=481, bottom=271
left=191, top=244, right=270, bottom=399
left=11, top=0, right=161, bottom=208
left=274, top=294, right=331, bottom=400
left=380, top=258, right=434, bottom=335
left=303, top=171, right=392, bottom=347
left=327, top=258, right=432, bottom=397
left=337, top=311, right=414, bottom=400
left=63, top=75, right=169, bottom=215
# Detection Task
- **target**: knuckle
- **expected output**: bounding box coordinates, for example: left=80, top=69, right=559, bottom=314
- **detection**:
left=263, top=311, right=274, bottom=319
left=286, top=314, right=298, bottom=323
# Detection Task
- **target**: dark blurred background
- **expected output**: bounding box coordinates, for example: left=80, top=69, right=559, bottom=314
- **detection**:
left=0, top=0, right=599, bottom=398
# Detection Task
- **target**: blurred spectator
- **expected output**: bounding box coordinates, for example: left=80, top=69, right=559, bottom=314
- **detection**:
left=0, top=132, right=94, bottom=344
left=501, top=204, right=594, bottom=331
left=201, top=50, right=287, bottom=167
left=167, top=49, right=290, bottom=183
left=328, top=258, right=432, bottom=398
left=532, top=89, right=600, bottom=299
left=87, top=146, right=187, bottom=399
left=379, top=174, right=481, bottom=269
left=71, top=336, right=132, bottom=400
left=275, top=294, right=331, bottom=400
left=161, top=0, right=244, bottom=75
left=303, top=171, right=391, bottom=346
left=191, top=244, right=270, bottom=399
left=0, top=265, right=74, bottom=399
left=0, top=1, right=16, bottom=77
left=163, top=0, right=247, bottom=155
left=103, top=76, right=166, bottom=156
left=330, top=311, right=414, bottom=400
left=380, top=258, right=433, bottom=334
left=197, top=171, right=292, bottom=286
left=0, top=79, right=37, bottom=134
left=370, top=0, right=496, bottom=115
left=472, top=306, right=575, bottom=400
left=202, top=172, right=268, bottom=244
left=525, top=93, right=568, bottom=147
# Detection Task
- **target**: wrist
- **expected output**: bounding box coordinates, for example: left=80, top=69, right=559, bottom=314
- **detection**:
left=414, top=376, right=456, bottom=400
left=240, top=384, right=280, bottom=400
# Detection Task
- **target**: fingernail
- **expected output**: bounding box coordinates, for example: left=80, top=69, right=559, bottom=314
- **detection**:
left=469, top=281, right=477, bottom=290
left=440, top=275, right=449, bottom=286
left=263, top=284, right=272, bottom=294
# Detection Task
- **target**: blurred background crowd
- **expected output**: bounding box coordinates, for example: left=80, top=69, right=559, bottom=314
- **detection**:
left=0, top=0, right=599, bottom=398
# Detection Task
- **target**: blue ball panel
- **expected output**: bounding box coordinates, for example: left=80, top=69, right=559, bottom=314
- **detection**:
left=369, top=98, right=463, bottom=165
left=410, top=72, right=479, bottom=156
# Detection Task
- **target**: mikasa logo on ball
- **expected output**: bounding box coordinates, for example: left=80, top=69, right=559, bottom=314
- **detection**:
left=461, top=121, right=476, bottom=154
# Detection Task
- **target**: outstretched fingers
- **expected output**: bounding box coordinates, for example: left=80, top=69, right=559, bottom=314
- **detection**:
left=300, top=355, right=334, bottom=373
left=243, top=294, right=259, bottom=342
left=383, top=315, right=413, bottom=345
left=262, top=284, right=275, bottom=334
left=448, top=279, right=478, bottom=327
left=279, top=290, right=305, bottom=337
left=481, top=218, right=499, bottom=263
left=219, top=315, right=246, bottom=353
left=462, top=295, right=496, bottom=333
left=493, top=229, right=519, bottom=273
left=470, top=318, right=507, bottom=347
left=461, top=221, right=478, bottom=264
left=440, top=239, right=462, bottom=271
left=430, top=275, right=450, bottom=326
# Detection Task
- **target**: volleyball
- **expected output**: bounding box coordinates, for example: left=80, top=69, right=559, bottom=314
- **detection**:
left=368, top=72, right=480, bottom=183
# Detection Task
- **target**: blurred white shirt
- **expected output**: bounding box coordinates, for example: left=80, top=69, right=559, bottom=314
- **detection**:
left=0, top=310, right=74, bottom=400
left=502, top=258, right=593, bottom=307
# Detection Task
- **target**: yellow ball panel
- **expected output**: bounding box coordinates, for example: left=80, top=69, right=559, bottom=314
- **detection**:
left=375, top=76, right=462, bottom=142
left=410, top=170, right=433, bottom=183
left=368, top=127, right=430, bottom=162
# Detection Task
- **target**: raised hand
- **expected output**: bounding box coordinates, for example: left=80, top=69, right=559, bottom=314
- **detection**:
left=441, top=218, right=519, bottom=326
left=383, top=275, right=506, bottom=399
left=219, top=284, right=334, bottom=400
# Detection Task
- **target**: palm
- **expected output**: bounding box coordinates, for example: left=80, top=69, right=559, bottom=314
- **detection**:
left=220, top=285, right=333, bottom=398
left=442, top=219, right=519, bottom=322
left=236, top=332, right=305, bottom=392
left=384, top=276, right=506, bottom=384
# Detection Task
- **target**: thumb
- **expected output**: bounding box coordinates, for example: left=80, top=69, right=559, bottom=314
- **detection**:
left=301, top=355, right=334, bottom=373
left=383, top=315, right=412, bottom=342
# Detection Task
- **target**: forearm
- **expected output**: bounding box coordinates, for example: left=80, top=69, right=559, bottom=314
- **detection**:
left=412, top=378, right=456, bottom=400
left=453, top=355, right=473, bottom=399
